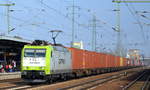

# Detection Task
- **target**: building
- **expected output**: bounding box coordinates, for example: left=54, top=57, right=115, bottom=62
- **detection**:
left=0, top=35, right=32, bottom=71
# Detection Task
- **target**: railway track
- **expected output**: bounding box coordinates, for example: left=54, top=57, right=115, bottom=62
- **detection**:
left=57, top=72, right=129, bottom=90
left=56, top=68, right=147, bottom=90
left=1, top=84, right=31, bottom=90
left=0, top=72, right=128, bottom=90
left=141, top=75, right=150, bottom=90
left=0, top=78, right=29, bottom=90
left=122, top=69, right=150, bottom=90
left=0, top=67, right=146, bottom=90
left=0, top=80, right=45, bottom=90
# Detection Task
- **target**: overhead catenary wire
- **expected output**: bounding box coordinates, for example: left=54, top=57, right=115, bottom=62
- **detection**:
left=76, top=8, right=117, bottom=40
left=113, top=1, right=149, bottom=51
left=122, top=0, right=147, bottom=43
left=0, top=11, right=62, bottom=32
left=22, top=6, right=70, bottom=30
left=130, top=3, right=150, bottom=21
left=38, top=0, right=87, bottom=29
left=78, top=8, right=118, bottom=51
left=135, top=10, right=150, bottom=20
left=0, top=0, right=92, bottom=46
left=79, top=8, right=117, bottom=31
left=0, top=3, right=67, bottom=31
left=39, top=0, right=117, bottom=40
left=140, top=14, right=150, bottom=20
left=0, top=0, right=72, bottom=34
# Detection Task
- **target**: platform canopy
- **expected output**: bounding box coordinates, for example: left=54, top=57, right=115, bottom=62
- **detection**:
left=0, top=35, right=32, bottom=67
left=0, top=35, right=32, bottom=52
left=0, top=35, right=32, bottom=46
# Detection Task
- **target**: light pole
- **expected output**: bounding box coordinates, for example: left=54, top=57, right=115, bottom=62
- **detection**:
left=50, top=30, right=62, bottom=45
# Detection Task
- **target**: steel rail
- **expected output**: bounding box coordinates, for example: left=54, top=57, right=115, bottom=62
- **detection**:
left=58, top=72, right=126, bottom=90
left=122, top=71, right=147, bottom=90
left=141, top=75, right=150, bottom=90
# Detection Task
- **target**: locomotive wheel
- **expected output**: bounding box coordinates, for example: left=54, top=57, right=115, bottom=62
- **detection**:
left=47, top=78, right=53, bottom=84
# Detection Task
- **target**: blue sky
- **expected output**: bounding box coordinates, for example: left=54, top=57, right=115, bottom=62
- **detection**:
left=0, top=0, right=150, bottom=57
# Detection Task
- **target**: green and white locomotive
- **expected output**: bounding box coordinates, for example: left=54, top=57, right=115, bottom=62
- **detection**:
left=21, top=45, right=72, bottom=82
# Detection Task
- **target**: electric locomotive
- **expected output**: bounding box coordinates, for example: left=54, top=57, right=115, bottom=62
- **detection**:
left=21, top=44, right=72, bottom=82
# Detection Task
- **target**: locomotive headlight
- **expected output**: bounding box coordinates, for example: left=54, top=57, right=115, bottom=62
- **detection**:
left=39, top=71, right=45, bottom=75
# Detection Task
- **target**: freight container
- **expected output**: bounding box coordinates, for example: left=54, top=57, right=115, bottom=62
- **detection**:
left=114, top=56, right=117, bottom=67
left=116, top=56, right=120, bottom=67
left=97, top=53, right=104, bottom=68
left=105, top=54, right=109, bottom=68
left=106, top=54, right=110, bottom=67
left=111, top=55, right=115, bottom=67
left=85, top=50, right=92, bottom=69
left=69, top=48, right=84, bottom=70
left=123, top=58, right=127, bottom=66
left=69, top=47, right=132, bottom=71
left=84, top=51, right=102, bottom=69
left=100, top=53, right=106, bottom=68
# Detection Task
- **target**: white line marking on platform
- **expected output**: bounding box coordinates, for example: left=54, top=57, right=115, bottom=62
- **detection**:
left=7, top=86, right=31, bottom=90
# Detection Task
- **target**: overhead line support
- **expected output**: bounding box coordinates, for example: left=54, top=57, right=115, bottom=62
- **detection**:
left=0, top=3, right=15, bottom=35
left=112, top=0, right=150, bottom=57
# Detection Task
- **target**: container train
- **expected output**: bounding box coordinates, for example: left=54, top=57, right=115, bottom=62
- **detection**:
left=21, top=44, right=142, bottom=83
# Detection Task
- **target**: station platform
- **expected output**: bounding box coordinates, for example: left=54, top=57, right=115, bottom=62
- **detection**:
left=0, top=72, right=21, bottom=80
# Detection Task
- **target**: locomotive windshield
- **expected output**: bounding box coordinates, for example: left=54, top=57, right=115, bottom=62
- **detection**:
left=24, top=49, right=46, bottom=57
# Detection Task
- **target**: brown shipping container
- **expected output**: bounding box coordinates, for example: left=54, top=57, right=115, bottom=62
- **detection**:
left=107, top=54, right=111, bottom=67
left=100, top=53, right=106, bottom=68
left=106, top=54, right=109, bottom=67
left=116, top=56, right=120, bottom=67
left=122, top=57, right=124, bottom=67
left=123, top=58, right=127, bottom=66
left=98, top=53, right=104, bottom=68
left=85, top=50, right=92, bottom=69
left=110, top=55, right=112, bottom=67
left=103, top=54, right=107, bottom=67
left=95, top=52, right=102, bottom=68
left=111, top=55, right=115, bottom=67
left=84, top=51, right=102, bottom=69
left=115, top=56, right=118, bottom=67
left=100, top=53, right=105, bottom=68
left=84, top=50, right=89, bottom=68
left=69, top=48, right=85, bottom=69
left=69, top=48, right=107, bottom=70
left=69, top=47, right=125, bottom=70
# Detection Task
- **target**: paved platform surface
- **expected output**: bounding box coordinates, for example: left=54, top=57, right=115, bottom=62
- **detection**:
left=0, top=72, right=21, bottom=80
